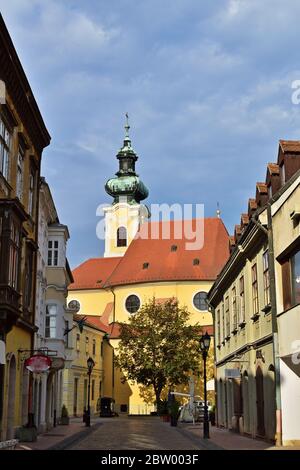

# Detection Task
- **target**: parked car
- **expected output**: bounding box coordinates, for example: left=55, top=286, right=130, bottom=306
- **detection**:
left=96, top=397, right=116, bottom=417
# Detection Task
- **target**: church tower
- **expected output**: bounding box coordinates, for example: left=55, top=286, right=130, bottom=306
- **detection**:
left=104, top=115, right=150, bottom=257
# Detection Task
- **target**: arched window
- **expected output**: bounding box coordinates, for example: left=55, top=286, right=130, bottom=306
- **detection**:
left=193, top=292, right=208, bottom=311
left=117, top=226, right=127, bottom=247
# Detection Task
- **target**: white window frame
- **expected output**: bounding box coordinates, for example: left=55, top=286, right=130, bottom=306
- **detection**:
left=45, top=304, right=57, bottom=338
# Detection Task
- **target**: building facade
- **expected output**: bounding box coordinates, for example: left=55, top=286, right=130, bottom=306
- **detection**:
left=33, top=178, right=73, bottom=432
left=62, top=316, right=109, bottom=418
left=272, top=154, right=300, bottom=445
left=208, top=140, right=300, bottom=446
left=0, top=14, right=50, bottom=440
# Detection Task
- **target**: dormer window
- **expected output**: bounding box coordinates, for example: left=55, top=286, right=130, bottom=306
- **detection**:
left=280, top=163, right=286, bottom=185
left=117, top=226, right=127, bottom=247
left=268, top=184, right=272, bottom=198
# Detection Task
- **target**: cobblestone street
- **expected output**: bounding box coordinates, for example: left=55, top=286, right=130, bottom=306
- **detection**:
left=67, top=417, right=202, bottom=451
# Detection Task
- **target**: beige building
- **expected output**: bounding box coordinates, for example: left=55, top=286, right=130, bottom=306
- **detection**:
left=33, top=178, right=73, bottom=432
left=208, top=140, right=300, bottom=446
left=62, top=316, right=110, bottom=417
left=272, top=150, right=300, bottom=445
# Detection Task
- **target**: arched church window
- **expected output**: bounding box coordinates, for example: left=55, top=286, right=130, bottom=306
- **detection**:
left=117, top=226, right=127, bottom=247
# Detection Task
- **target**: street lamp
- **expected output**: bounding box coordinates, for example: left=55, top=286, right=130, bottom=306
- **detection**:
left=86, top=356, right=95, bottom=427
left=199, top=331, right=211, bottom=439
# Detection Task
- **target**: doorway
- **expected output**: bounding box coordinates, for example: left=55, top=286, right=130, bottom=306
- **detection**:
left=256, top=366, right=265, bottom=436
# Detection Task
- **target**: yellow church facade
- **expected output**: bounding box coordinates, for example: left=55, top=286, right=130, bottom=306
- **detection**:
left=67, top=120, right=230, bottom=415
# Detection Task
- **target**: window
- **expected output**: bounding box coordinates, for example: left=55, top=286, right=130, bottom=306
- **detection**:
left=217, top=309, right=221, bottom=346
left=283, top=249, right=300, bottom=309
left=232, top=286, right=237, bottom=331
left=193, top=258, right=200, bottom=265
left=291, top=250, right=300, bottom=305
left=125, top=295, right=140, bottom=314
left=45, top=304, right=57, bottom=338
left=239, top=276, right=245, bottom=324
left=28, top=169, right=35, bottom=217
left=143, top=262, right=149, bottom=269
left=65, top=321, right=69, bottom=347
left=48, top=240, right=59, bottom=266
left=222, top=303, right=225, bottom=342
left=92, top=339, right=96, bottom=356
left=76, top=334, right=80, bottom=352
left=24, top=247, right=34, bottom=310
left=0, top=115, right=11, bottom=180
left=268, top=185, right=272, bottom=199
left=91, top=380, right=95, bottom=401
left=101, top=341, right=104, bottom=357
left=193, top=292, right=208, bottom=311
left=117, top=226, right=127, bottom=247
left=280, top=163, right=286, bottom=185
left=171, top=245, right=177, bottom=252
left=225, top=296, right=230, bottom=338
left=16, top=146, right=24, bottom=200
left=252, top=264, right=259, bottom=316
left=263, top=251, right=270, bottom=306
left=8, top=219, right=21, bottom=290
left=85, top=337, right=89, bottom=355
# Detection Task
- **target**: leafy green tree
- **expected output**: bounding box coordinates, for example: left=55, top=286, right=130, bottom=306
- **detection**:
left=115, top=297, right=202, bottom=410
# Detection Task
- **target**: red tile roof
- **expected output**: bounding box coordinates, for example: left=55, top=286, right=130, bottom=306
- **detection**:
left=104, top=218, right=229, bottom=287
left=267, top=163, right=279, bottom=175
left=256, top=182, right=268, bottom=193
left=279, top=140, right=300, bottom=153
left=74, top=313, right=121, bottom=338
left=69, top=257, right=121, bottom=290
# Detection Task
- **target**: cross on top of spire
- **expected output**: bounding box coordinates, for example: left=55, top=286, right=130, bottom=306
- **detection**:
left=125, top=112, right=130, bottom=139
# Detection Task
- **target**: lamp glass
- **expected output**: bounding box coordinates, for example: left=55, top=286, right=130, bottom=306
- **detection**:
left=87, top=357, right=95, bottom=371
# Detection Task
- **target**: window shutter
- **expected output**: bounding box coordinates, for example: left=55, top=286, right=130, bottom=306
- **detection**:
left=282, top=260, right=292, bottom=310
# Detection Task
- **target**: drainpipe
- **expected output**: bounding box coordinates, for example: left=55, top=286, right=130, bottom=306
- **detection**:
left=253, top=209, right=282, bottom=446
left=266, top=204, right=282, bottom=446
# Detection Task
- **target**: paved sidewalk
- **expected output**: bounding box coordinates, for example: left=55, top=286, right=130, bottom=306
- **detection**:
left=177, top=423, right=300, bottom=450
left=16, top=417, right=102, bottom=450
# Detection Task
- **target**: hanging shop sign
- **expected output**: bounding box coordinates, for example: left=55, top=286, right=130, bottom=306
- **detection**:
left=25, top=354, right=52, bottom=373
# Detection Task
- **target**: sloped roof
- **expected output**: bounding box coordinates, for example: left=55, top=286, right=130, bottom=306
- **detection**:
left=279, top=140, right=300, bottom=153
left=104, top=218, right=229, bottom=287
left=69, top=257, right=121, bottom=290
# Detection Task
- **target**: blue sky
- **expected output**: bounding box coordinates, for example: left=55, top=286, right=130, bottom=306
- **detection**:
left=1, top=0, right=300, bottom=268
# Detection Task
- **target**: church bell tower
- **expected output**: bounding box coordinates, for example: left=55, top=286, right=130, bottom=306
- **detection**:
left=103, top=115, right=150, bottom=257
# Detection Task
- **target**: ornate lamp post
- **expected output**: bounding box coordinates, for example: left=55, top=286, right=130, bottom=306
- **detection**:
left=199, top=331, right=211, bottom=439
left=86, top=356, right=95, bottom=427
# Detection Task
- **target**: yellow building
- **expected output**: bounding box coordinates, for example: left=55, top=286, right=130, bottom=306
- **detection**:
left=0, top=15, right=50, bottom=440
left=67, top=119, right=229, bottom=415
left=62, top=315, right=110, bottom=417
left=208, top=140, right=300, bottom=446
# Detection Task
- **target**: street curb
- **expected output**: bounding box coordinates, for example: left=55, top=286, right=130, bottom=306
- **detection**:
left=175, top=425, right=224, bottom=451
left=46, top=422, right=102, bottom=450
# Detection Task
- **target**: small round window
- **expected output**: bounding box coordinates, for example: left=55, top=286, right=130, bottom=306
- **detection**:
left=125, top=295, right=140, bottom=314
left=193, top=292, right=208, bottom=311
